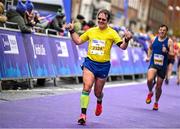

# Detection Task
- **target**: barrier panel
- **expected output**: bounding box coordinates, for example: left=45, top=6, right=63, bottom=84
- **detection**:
left=141, top=50, right=149, bottom=73
left=130, top=47, right=147, bottom=74
left=48, top=36, right=80, bottom=76
left=110, top=46, right=149, bottom=75
left=22, top=34, right=56, bottom=78
left=109, top=45, right=124, bottom=75
left=0, top=28, right=151, bottom=81
left=0, top=29, right=30, bottom=79
left=72, top=43, right=88, bottom=76
left=117, top=47, right=135, bottom=75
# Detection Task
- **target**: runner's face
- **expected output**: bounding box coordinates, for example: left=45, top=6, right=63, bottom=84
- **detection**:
left=158, top=26, right=167, bottom=39
left=97, top=13, right=108, bottom=29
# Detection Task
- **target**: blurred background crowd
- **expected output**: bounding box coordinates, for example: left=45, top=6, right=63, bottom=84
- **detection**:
left=0, top=0, right=180, bottom=45
left=0, top=0, right=180, bottom=88
left=0, top=0, right=179, bottom=51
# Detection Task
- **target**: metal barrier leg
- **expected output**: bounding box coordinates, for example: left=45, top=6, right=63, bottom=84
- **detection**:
left=28, top=79, right=34, bottom=89
left=53, top=78, right=57, bottom=86
left=108, top=76, right=112, bottom=82
left=143, top=73, right=146, bottom=78
left=75, top=77, right=79, bottom=84
left=121, top=75, right=124, bottom=81
left=132, top=75, right=135, bottom=80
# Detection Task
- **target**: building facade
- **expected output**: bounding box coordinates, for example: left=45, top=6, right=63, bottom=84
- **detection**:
left=71, top=0, right=179, bottom=36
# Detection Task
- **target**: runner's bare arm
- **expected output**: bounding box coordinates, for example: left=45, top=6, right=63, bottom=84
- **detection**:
left=146, top=43, right=153, bottom=62
left=65, top=22, right=84, bottom=45
left=145, top=37, right=155, bottom=62
left=168, top=39, right=174, bottom=59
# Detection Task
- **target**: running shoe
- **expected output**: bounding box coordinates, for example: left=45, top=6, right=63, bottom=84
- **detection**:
left=153, top=103, right=158, bottom=110
left=95, top=103, right=102, bottom=116
left=77, top=114, right=86, bottom=125
left=146, top=92, right=153, bottom=104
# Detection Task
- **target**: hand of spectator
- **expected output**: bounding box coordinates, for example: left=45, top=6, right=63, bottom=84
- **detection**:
left=0, top=15, right=7, bottom=22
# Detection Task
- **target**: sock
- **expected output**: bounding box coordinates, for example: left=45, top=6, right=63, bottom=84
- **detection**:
left=81, top=108, right=86, bottom=114
left=80, top=91, right=90, bottom=114
left=97, top=92, right=103, bottom=104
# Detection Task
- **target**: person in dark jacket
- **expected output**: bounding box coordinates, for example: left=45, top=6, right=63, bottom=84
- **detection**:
left=47, top=8, right=65, bottom=35
left=6, top=0, right=32, bottom=33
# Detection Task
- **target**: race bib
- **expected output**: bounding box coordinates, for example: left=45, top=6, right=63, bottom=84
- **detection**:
left=90, top=39, right=105, bottom=55
left=154, top=54, right=164, bottom=66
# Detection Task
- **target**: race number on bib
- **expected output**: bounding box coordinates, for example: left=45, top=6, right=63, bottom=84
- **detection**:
left=90, top=39, right=105, bottom=55
left=154, top=54, right=164, bottom=66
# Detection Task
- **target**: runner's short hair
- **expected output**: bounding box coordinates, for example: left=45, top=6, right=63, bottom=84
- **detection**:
left=159, top=24, right=168, bottom=31
left=97, top=9, right=111, bottom=22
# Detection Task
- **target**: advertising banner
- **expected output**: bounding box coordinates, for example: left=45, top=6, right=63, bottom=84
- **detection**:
left=48, top=37, right=78, bottom=76
left=131, top=47, right=146, bottom=74
left=140, top=49, right=149, bottom=73
left=23, top=34, right=56, bottom=78
left=118, top=47, right=135, bottom=75
left=109, top=45, right=124, bottom=75
left=0, top=30, right=30, bottom=79
left=71, top=42, right=88, bottom=76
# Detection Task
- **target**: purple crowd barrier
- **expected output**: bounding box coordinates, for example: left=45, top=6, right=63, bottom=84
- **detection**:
left=71, top=42, right=88, bottom=76
left=48, top=36, right=80, bottom=76
left=130, top=47, right=148, bottom=74
left=109, top=45, right=124, bottom=75
left=0, top=29, right=30, bottom=79
left=0, top=28, right=149, bottom=80
left=22, top=34, right=56, bottom=78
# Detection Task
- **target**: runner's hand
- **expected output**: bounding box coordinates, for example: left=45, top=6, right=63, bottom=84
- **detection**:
left=124, top=29, right=133, bottom=41
left=65, top=21, right=74, bottom=31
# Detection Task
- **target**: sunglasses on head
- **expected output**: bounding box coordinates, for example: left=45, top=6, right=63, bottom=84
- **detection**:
left=98, top=17, right=106, bottom=21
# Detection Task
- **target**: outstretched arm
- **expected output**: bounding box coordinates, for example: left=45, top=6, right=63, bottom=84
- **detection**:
left=65, top=21, right=84, bottom=45
left=145, top=37, right=155, bottom=62
left=146, top=44, right=152, bottom=62
left=168, top=38, right=174, bottom=59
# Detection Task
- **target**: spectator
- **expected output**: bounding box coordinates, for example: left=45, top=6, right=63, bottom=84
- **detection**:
left=25, top=0, right=35, bottom=27
left=33, top=11, right=50, bottom=29
left=25, top=1, right=49, bottom=32
left=6, top=0, right=32, bottom=33
left=74, top=14, right=85, bottom=35
left=25, top=0, right=34, bottom=13
left=47, top=7, right=65, bottom=36
left=0, top=2, right=7, bottom=27
left=87, top=20, right=95, bottom=28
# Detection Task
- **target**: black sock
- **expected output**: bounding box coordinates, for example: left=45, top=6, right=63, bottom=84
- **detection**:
left=81, top=108, right=87, bottom=114
left=97, top=100, right=102, bottom=104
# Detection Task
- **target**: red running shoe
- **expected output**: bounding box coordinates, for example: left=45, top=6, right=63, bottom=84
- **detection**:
left=77, top=114, right=86, bottom=125
left=153, top=103, right=158, bottom=110
left=146, top=92, right=153, bottom=104
left=95, top=103, right=102, bottom=116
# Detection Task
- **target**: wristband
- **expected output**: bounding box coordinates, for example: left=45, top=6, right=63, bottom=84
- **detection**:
left=125, top=37, right=130, bottom=43
left=69, top=29, right=75, bottom=34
